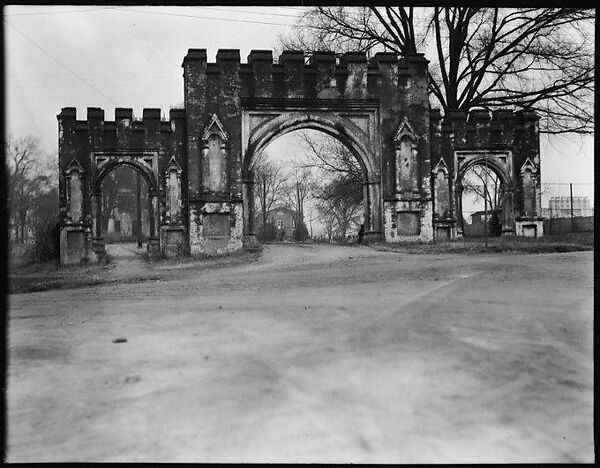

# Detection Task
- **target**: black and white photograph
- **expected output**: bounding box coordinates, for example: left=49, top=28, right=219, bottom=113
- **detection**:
left=4, top=4, right=594, bottom=463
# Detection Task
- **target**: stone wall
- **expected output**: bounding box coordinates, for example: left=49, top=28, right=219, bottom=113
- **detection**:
left=57, top=107, right=187, bottom=263
left=58, top=48, right=543, bottom=264
left=182, top=49, right=434, bottom=250
left=429, top=108, right=542, bottom=239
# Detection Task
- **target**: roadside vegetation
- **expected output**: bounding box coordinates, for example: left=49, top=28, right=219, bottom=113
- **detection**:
left=9, top=248, right=262, bottom=295
left=370, top=232, right=594, bottom=255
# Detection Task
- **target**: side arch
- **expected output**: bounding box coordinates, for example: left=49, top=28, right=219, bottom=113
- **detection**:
left=92, top=159, right=158, bottom=194
left=455, top=154, right=511, bottom=186
left=454, top=150, right=516, bottom=236
left=90, top=158, right=160, bottom=241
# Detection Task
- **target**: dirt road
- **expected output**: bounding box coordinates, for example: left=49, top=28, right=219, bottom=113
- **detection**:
left=7, top=244, right=594, bottom=463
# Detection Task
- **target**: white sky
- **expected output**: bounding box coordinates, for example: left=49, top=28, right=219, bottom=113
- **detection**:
left=4, top=5, right=594, bottom=208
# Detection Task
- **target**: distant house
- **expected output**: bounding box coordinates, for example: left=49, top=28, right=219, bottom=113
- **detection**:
left=255, top=206, right=297, bottom=241
left=470, top=210, right=493, bottom=224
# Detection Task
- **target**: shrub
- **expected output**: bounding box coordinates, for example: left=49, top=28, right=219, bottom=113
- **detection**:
left=294, top=221, right=309, bottom=241
left=25, top=219, right=60, bottom=263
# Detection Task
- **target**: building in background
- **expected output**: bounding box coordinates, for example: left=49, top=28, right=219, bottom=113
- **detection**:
left=255, top=206, right=297, bottom=242
left=543, top=196, right=593, bottom=219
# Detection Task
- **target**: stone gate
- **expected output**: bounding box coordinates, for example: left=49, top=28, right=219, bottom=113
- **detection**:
left=58, top=48, right=543, bottom=264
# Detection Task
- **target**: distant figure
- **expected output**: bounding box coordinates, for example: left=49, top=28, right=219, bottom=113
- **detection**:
left=358, top=224, right=365, bottom=244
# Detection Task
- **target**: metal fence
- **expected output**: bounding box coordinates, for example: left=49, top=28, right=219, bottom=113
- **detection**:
left=540, top=182, right=594, bottom=234
left=460, top=182, right=594, bottom=235
left=540, top=182, right=594, bottom=219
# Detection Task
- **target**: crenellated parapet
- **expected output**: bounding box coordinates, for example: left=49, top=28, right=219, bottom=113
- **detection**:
left=58, top=107, right=185, bottom=151
left=182, top=48, right=428, bottom=102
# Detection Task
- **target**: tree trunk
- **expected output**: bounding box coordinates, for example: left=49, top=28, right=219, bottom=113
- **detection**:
left=262, top=180, right=267, bottom=238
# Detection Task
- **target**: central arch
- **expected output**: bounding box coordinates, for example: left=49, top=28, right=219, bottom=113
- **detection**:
left=241, top=111, right=382, bottom=244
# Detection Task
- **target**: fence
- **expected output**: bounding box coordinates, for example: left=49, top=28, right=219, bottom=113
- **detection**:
left=460, top=182, right=594, bottom=235
left=541, top=182, right=594, bottom=234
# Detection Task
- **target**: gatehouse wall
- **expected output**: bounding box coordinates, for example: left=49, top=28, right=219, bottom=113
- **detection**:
left=58, top=48, right=543, bottom=264
left=430, top=108, right=542, bottom=239
left=58, top=107, right=187, bottom=264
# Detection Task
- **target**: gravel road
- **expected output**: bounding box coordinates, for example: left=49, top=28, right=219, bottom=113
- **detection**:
left=7, top=244, right=594, bottom=463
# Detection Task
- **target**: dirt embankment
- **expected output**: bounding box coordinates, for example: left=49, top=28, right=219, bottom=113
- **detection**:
left=9, top=243, right=261, bottom=294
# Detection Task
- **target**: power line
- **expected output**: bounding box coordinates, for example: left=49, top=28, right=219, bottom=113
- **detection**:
left=4, top=19, right=119, bottom=106
left=115, top=6, right=330, bottom=32
left=4, top=6, right=117, bottom=16
left=194, top=6, right=303, bottom=19
left=119, top=7, right=298, bottom=28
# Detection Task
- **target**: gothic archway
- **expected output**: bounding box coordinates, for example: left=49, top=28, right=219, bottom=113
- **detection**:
left=91, top=154, right=160, bottom=255
left=242, top=111, right=382, bottom=244
left=454, top=150, right=515, bottom=236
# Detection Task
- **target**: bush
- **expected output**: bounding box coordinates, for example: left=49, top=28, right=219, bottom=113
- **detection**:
left=490, top=210, right=502, bottom=237
left=257, top=221, right=277, bottom=242
left=25, top=220, right=60, bottom=263
left=294, top=221, right=309, bottom=241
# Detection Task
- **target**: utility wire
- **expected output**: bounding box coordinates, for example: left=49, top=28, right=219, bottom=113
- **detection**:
left=115, top=6, right=331, bottom=31
left=4, top=19, right=119, bottom=105
left=194, top=6, right=304, bottom=19
left=4, top=6, right=117, bottom=16
left=119, top=7, right=297, bottom=27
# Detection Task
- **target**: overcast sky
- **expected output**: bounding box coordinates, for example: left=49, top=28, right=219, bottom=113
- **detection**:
left=4, top=5, right=594, bottom=204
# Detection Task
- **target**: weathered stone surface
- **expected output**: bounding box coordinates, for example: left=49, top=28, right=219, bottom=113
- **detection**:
left=58, top=49, right=542, bottom=264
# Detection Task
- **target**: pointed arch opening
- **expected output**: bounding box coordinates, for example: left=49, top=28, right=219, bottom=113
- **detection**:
left=242, top=112, right=382, bottom=244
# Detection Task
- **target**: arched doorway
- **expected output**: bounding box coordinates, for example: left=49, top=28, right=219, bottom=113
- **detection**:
left=459, top=164, right=503, bottom=237
left=251, top=129, right=367, bottom=244
left=454, top=150, right=515, bottom=237
left=91, top=158, right=159, bottom=258
left=242, top=111, right=381, bottom=246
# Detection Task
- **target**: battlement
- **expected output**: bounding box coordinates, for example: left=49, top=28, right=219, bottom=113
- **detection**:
left=182, top=48, right=428, bottom=100
left=58, top=107, right=186, bottom=131
left=57, top=107, right=187, bottom=154
left=430, top=106, right=540, bottom=177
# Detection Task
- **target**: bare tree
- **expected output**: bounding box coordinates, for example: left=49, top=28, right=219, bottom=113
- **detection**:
left=283, top=7, right=594, bottom=134
left=318, top=206, right=336, bottom=243
left=294, top=131, right=364, bottom=240
left=252, top=151, right=286, bottom=238
left=296, top=130, right=362, bottom=179
left=101, top=170, right=122, bottom=232
left=462, top=166, right=501, bottom=211
left=281, top=164, right=314, bottom=240
left=5, top=136, right=54, bottom=243
left=314, top=174, right=363, bottom=240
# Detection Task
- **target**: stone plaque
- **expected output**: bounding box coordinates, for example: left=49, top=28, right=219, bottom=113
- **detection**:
left=67, top=231, right=84, bottom=254
left=436, top=226, right=450, bottom=239
left=397, top=212, right=420, bottom=236
left=204, top=214, right=229, bottom=237
left=522, top=224, right=537, bottom=238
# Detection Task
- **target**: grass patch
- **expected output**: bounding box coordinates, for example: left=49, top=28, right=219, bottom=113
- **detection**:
left=370, top=231, right=594, bottom=255
left=150, top=248, right=262, bottom=271
left=9, top=247, right=262, bottom=294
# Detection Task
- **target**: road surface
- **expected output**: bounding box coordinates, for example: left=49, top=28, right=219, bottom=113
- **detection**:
left=7, top=244, right=594, bottom=463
